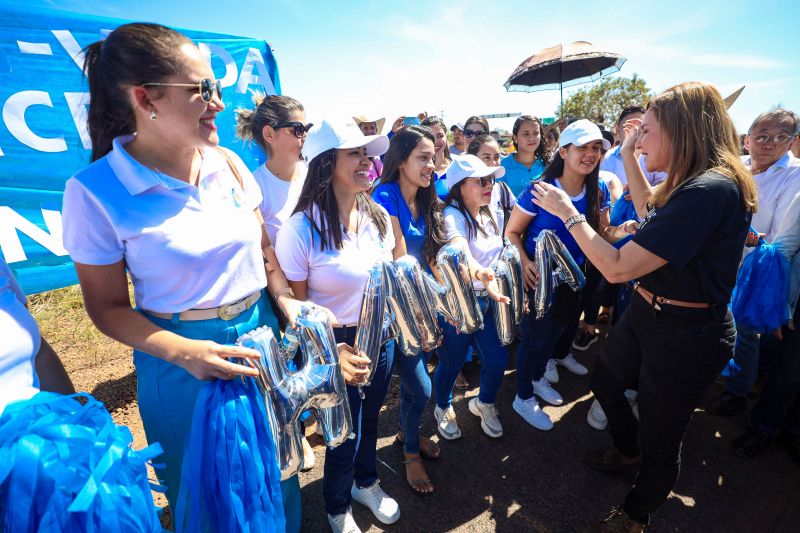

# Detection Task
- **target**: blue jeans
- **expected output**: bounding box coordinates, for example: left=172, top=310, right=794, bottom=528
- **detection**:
left=397, top=350, right=432, bottom=454
left=434, top=296, right=508, bottom=408
left=723, top=321, right=760, bottom=397
left=516, top=289, right=569, bottom=400
left=323, top=327, right=395, bottom=516
left=134, top=294, right=300, bottom=531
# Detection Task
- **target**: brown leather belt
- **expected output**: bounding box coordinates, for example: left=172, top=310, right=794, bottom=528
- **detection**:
left=144, top=291, right=262, bottom=321
left=633, top=283, right=711, bottom=310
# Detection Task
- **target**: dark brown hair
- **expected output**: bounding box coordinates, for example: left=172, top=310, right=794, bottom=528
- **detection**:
left=293, top=149, right=388, bottom=251
left=380, top=126, right=447, bottom=262
left=235, top=94, right=304, bottom=155
left=512, top=115, right=547, bottom=162
left=83, top=23, right=193, bottom=162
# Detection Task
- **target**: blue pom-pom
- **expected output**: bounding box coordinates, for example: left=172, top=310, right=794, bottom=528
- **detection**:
left=0, top=392, right=163, bottom=532
left=731, top=241, right=791, bottom=333
left=175, top=377, right=285, bottom=533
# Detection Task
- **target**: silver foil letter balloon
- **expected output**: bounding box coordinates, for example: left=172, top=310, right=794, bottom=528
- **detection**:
left=354, top=261, right=388, bottom=385
left=500, top=239, right=525, bottom=324
left=393, top=255, right=443, bottom=352
left=435, top=243, right=483, bottom=334
left=238, top=305, right=353, bottom=480
left=533, top=230, right=585, bottom=319
left=490, top=259, right=515, bottom=345
left=383, top=261, right=424, bottom=357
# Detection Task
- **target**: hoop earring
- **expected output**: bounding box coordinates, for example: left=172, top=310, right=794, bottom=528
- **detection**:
left=149, top=110, right=157, bottom=120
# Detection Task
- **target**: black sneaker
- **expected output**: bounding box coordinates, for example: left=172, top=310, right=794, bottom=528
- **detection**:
left=733, top=427, right=772, bottom=458
left=706, top=391, right=747, bottom=416
left=572, top=330, right=598, bottom=351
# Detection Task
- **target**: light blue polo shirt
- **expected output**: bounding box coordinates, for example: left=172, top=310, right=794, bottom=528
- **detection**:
left=501, top=154, right=546, bottom=197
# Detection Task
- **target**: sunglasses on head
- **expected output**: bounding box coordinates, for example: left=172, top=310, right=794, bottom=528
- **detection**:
left=274, top=121, right=313, bottom=138
left=464, top=129, right=486, bottom=138
left=469, top=175, right=496, bottom=187
left=142, top=78, right=223, bottom=103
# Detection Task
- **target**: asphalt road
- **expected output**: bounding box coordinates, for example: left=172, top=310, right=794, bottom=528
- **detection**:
left=297, top=334, right=800, bottom=532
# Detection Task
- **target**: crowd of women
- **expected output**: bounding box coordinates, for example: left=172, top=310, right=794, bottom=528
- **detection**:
left=2, top=21, right=799, bottom=533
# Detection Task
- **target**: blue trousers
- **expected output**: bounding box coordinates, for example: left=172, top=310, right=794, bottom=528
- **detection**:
left=134, top=295, right=301, bottom=532
left=323, top=327, right=395, bottom=516
left=723, top=321, right=760, bottom=397
left=397, top=350, right=432, bottom=454
left=434, top=296, right=508, bottom=408
left=516, top=289, right=569, bottom=400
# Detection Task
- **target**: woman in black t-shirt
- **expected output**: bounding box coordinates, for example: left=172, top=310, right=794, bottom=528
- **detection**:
left=532, top=82, right=758, bottom=531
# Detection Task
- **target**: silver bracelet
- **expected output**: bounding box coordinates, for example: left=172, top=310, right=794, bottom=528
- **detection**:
left=565, top=213, right=587, bottom=231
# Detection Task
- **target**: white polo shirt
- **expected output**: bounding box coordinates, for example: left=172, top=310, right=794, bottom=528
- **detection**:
left=746, top=153, right=800, bottom=242
left=62, top=135, right=267, bottom=313
left=275, top=204, right=394, bottom=325
left=0, top=258, right=40, bottom=414
left=252, top=163, right=307, bottom=245
left=444, top=203, right=504, bottom=290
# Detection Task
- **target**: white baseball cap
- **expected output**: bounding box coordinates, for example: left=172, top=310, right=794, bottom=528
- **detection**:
left=444, top=154, right=506, bottom=190
left=559, top=119, right=611, bottom=150
left=302, top=119, right=390, bottom=163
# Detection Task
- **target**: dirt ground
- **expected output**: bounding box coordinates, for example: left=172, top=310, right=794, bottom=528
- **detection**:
left=33, top=287, right=800, bottom=532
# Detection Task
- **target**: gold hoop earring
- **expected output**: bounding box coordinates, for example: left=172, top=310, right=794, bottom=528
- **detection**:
left=149, top=110, right=157, bottom=120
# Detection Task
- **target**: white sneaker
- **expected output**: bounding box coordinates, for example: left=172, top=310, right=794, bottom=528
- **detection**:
left=532, top=377, right=563, bottom=406
left=556, top=354, right=588, bottom=375
left=625, top=389, right=639, bottom=421
left=587, top=398, right=608, bottom=430
left=328, top=508, right=362, bottom=533
left=544, top=359, right=560, bottom=383
left=468, top=398, right=503, bottom=438
left=512, top=395, right=553, bottom=430
left=434, top=405, right=462, bottom=440
left=351, top=480, right=400, bottom=525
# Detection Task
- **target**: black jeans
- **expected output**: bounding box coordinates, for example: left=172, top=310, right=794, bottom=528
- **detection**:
left=552, top=264, right=602, bottom=359
left=591, top=292, right=736, bottom=523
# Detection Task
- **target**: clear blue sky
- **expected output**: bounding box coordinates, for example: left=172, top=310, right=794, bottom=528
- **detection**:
left=28, top=0, right=800, bottom=133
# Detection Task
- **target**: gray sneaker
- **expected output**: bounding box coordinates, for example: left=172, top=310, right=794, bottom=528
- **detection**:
left=468, top=398, right=503, bottom=438
left=434, top=404, right=462, bottom=440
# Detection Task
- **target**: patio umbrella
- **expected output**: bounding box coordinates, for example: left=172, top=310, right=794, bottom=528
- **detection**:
left=504, top=41, right=626, bottom=105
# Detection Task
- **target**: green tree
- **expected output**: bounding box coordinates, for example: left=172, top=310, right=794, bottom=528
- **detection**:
left=556, top=74, right=652, bottom=128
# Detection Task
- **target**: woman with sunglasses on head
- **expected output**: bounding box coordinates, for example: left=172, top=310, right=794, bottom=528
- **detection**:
left=61, top=23, right=317, bottom=531
left=432, top=155, right=511, bottom=442
left=501, top=115, right=548, bottom=196
left=533, top=82, right=757, bottom=531
left=371, top=125, right=447, bottom=495
left=275, top=120, right=399, bottom=533
left=505, top=120, right=631, bottom=431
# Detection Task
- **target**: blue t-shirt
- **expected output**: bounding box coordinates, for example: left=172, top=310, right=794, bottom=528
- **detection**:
left=516, top=178, right=611, bottom=265
left=372, top=181, right=427, bottom=263
left=501, top=155, right=546, bottom=197
left=434, top=171, right=449, bottom=200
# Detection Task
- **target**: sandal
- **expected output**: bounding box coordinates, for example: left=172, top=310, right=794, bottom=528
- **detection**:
left=402, top=457, right=434, bottom=494
left=394, top=434, right=441, bottom=460
left=455, top=370, right=470, bottom=390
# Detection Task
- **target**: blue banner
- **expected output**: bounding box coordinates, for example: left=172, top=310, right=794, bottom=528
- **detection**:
left=0, top=3, right=280, bottom=294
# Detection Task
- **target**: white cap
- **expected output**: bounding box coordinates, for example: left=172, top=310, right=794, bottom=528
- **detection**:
left=444, top=154, right=506, bottom=190
left=559, top=119, right=611, bottom=150
left=302, top=119, right=390, bottom=163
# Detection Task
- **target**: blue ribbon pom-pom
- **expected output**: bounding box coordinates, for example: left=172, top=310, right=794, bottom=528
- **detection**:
left=175, top=376, right=285, bottom=533
left=731, top=240, right=791, bottom=334
left=0, top=392, right=163, bottom=532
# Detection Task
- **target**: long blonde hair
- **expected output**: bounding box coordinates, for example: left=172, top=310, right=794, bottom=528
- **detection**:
left=648, top=82, right=757, bottom=213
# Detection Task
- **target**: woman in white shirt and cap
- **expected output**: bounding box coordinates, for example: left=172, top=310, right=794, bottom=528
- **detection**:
left=275, top=120, right=398, bottom=533
left=432, top=155, right=511, bottom=442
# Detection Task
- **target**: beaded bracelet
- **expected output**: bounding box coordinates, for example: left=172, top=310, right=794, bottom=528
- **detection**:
left=565, top=213, right=587, bottom=231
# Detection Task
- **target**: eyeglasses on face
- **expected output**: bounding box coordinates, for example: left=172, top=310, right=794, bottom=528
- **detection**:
left=142, top=78, right=223, bottom=103
left=464, top=128, right=486, bottom=138
left=274, top=121, right=314, bottom=138
left=468, top=175, right=496, bottom=187
left=751, top=133, right=794, bottom=144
